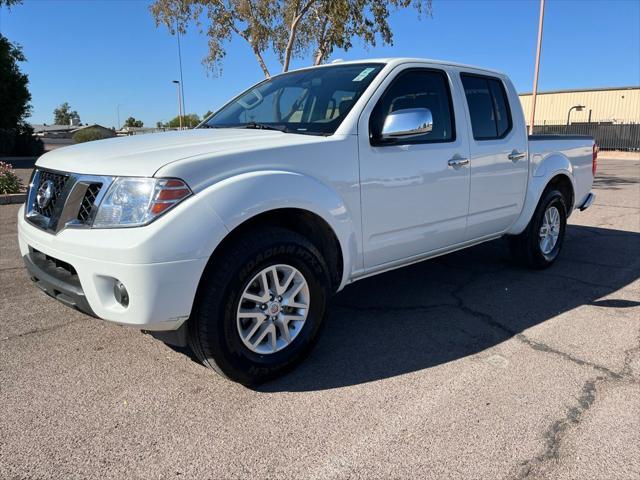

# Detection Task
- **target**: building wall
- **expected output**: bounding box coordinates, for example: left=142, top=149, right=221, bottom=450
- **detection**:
left=519, top=87, right=640, bottom=125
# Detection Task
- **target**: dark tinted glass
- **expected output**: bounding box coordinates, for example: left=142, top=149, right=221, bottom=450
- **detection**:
left=461, top=75, right=497, bottom=139
left=205, top=63, right=383, bottom=135
left=461, top=74, right=512, bottom=140
left=370, top=69, right=454, bottom=144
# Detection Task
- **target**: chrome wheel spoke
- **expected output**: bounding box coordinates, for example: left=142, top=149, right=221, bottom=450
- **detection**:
left=245, top=317, right=266, bottom=342
left=278, top=269, right=296, bottom=296
left=282, top=282, right=307, bottom=308
left=251, top=323, right=272, bottom=349
left=275, top=318, right=291, bottom=343
left=282, top=312, right=305, bottom=324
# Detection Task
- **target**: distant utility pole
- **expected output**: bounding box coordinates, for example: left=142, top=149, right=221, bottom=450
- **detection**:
left=116, top=104, right=122, bottom=129
left=172, top=80, right=183, bottom=129
left=529, top=0, right=545, bottom=135
left=176, top=23, right=186, bottom=127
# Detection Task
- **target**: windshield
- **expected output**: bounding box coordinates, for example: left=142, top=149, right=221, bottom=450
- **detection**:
left=203, top=63, right=384, bottom=136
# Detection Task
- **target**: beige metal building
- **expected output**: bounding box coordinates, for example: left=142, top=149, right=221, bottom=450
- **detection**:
left=519, top=86, right=640, bottom=125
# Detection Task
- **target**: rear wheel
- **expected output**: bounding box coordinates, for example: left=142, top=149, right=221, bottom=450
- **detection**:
left=509, top=188, right=568, bottom=269
left=188, top=227, right=329, bottom=385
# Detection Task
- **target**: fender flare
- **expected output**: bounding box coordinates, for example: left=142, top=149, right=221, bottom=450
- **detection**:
left=507, top=153, right=576, bottom=235
left=196, top=170, right=358, bottom=289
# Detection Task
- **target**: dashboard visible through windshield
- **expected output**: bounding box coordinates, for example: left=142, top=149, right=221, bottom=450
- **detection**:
left=203, top=63, right=384, bottom=136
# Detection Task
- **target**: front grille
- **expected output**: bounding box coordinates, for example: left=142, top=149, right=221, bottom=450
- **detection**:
left=33, top=171, right=70, bottom=218
left=77, top=183, right=102, bottom=224
left=26, top=169, right=113, bottom=233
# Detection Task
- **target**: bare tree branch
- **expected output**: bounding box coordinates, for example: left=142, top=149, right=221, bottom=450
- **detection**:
left=282, top=0, right=317, bottom=72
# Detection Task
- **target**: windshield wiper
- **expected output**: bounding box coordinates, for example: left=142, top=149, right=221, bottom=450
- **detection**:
left=242, top=122, right=288, bottom=132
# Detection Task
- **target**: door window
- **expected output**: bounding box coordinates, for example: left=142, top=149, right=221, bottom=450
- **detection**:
left=460, top=74, right=512, bottom=140
left=370, top=69, right=455, bottom=144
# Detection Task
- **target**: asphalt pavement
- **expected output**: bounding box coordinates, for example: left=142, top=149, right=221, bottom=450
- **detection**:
left=0, top=155, right=638, bottom=479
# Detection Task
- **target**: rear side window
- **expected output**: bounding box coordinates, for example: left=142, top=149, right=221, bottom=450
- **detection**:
left=461, top=74, right=512, bottom=140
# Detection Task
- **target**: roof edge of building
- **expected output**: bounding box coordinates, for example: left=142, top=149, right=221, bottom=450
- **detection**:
left=519, top=85, right=639, bottom=96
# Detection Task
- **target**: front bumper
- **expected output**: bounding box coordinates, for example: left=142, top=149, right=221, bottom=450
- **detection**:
left=17, top=203, right=225, bottom=331
left=24, top=249, right=96, bottom=317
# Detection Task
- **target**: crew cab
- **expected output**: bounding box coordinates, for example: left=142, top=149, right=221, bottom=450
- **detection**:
left=18, top=58, right=597, bottom=384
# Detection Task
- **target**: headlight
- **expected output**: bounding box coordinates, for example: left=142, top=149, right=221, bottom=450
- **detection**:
left=93, top=177, right=191, bottom=228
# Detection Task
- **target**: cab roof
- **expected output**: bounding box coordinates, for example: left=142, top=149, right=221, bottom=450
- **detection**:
left=294, top=57, right=506, bottom=77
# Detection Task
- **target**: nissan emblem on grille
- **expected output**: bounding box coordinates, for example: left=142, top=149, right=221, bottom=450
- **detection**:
left=26, top=169, right=111, bottom=233
left=36, top=180, right=54, bottom=210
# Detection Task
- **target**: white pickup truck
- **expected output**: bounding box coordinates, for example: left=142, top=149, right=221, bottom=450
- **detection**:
left=19, top=58, right=597, bottom=384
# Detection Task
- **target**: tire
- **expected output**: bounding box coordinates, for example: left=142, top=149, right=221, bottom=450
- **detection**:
left=509, top=188, right=568, bottom=269
left=188, top=227, right=330, bottom=385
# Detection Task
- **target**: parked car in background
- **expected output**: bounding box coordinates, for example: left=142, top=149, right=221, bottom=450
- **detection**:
left=18, top=58, right=596, bottom=384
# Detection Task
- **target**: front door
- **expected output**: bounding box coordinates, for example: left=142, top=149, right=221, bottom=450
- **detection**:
left=358, top=67, right=471, bottom=270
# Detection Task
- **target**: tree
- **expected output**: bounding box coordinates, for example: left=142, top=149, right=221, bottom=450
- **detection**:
left=53, top=102, right=80, bottom=125
left=124, top=117, right=144, bottom=128
left=0, top=33, right=43, bottom=155
left=203, top=110, right=213, bottom=119
left=150, top=0, right=432, bottom=77
left=159, top=114, right=200, bottom=128
left=0, top=34, right=30, bottom=130
left=0, top=0, right=23, bottom=8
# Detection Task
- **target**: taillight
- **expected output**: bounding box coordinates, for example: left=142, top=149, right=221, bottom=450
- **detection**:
left=592, top=144, right=598, bottom=176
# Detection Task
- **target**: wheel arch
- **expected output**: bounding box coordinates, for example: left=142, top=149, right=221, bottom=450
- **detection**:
left=194, top=170, right=357, bottom=294
left=546, top=173, right=574, bottom=213
left=205, top=207, right=344, bottom=293
left=507, top=169, right=576, bottom=235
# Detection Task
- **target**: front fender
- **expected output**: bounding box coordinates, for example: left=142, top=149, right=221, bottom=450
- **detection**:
left=507, top=153, right=575, bottom=235
left=197, top=170, right=359, bottom=289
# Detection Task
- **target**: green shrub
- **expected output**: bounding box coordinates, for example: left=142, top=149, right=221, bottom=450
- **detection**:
left=72, top=127, right=114, bottom=143
left=0, top=161, right=23, bottom=194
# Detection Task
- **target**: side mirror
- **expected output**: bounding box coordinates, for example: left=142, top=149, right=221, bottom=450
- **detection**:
left=380, top=108, right=433, bottom=141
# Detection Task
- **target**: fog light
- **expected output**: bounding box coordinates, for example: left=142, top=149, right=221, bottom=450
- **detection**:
left=114, top=280, right=129, bottom=307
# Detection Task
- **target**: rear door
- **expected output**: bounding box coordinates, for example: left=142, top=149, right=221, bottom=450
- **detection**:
left=358, top=66, right=471, bottom=269
left=459, top=72, right=528, bottom=239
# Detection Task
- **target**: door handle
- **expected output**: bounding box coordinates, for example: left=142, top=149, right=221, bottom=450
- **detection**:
left=508, top=151, right=526, bottom=162
left=448, top=157, right=470, bottom=168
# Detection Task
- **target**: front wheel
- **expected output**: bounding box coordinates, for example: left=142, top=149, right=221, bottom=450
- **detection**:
left=188, top=228, right=330, bottom=385
left=509, top=188, right=568, bottom=269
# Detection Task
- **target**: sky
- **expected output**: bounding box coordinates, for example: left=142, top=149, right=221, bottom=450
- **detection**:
left=1, top=0, right=639, bottom=128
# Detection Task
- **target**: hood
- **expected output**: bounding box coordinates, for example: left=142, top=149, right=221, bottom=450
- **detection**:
left=36, top=129, right=309, bottom=177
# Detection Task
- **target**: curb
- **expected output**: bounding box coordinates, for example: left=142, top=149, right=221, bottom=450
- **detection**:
left=0, top=193, right=26, bottom=205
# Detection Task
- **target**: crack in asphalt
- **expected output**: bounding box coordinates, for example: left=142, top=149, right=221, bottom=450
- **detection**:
left=558, top=256, right=629, bottom=269
left=449, top=275, right=624, bottom=379
left=333, top=302, right=454, bottom=313
left=0, top=318, right=84, bottom=342
left=515, top=377, right=604, bottom=480
left=514, top=334, right=622, bottom=380
left=514, top=328, right=640, bottom=479
left=0, top=266, right=24, bottom=273
left=535, top=271, right=619, bottom=290
left=444, top=264, right=640, bottom=480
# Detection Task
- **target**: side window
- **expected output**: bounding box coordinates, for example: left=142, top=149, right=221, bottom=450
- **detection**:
left=370, top=69, right=455, bottom=144
left=461, top=74, right=512, bottom=140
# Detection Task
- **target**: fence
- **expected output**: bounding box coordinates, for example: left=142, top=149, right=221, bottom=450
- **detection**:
left=531, top=123, right=640, bottom=151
